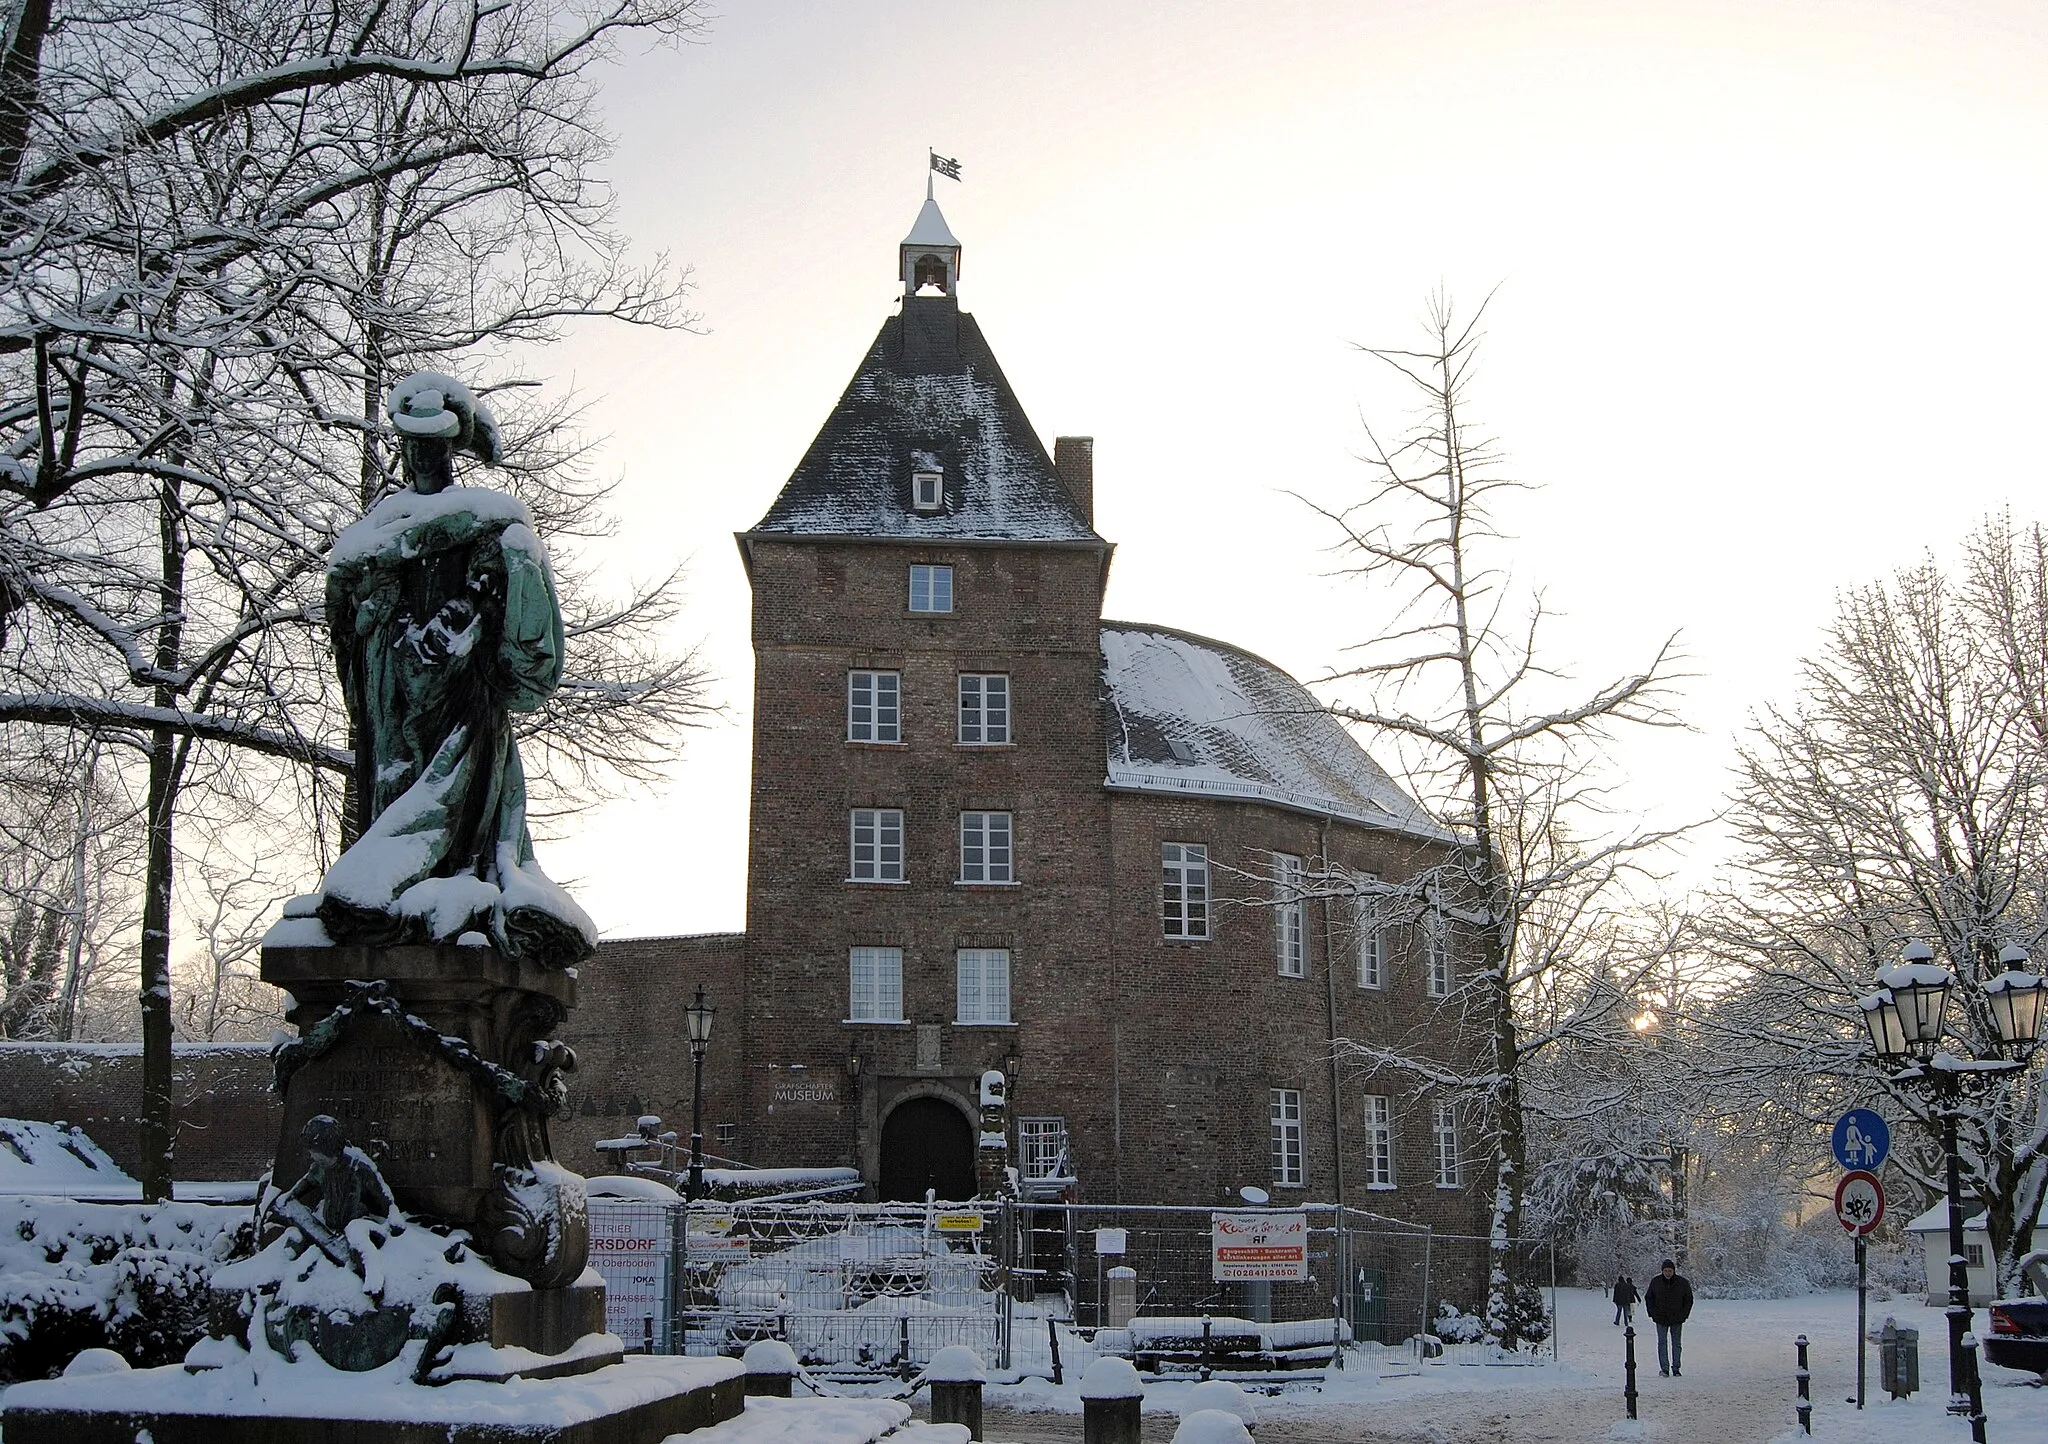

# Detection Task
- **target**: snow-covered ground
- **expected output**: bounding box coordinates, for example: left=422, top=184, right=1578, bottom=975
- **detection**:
left=7, top=1275, right=2043, bottom=1442
left=966, top=1287, right=2048, bottom=1443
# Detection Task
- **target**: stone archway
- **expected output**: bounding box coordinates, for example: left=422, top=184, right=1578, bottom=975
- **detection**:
left=879, top=1094, right=976, bottom=1202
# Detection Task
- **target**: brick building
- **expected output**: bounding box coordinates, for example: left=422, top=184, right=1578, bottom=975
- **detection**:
left=561, top=195, right=1489, bottom=1234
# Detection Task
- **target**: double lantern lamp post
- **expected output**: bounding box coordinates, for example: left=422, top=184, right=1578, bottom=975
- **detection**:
left=1856, top=940, right=2046, bottom=1444
left=684, top=984, right=715, bottom=1202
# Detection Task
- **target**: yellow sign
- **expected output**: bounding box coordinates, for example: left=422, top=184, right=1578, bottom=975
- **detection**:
left=934, top=1212, right=985, bottom=1234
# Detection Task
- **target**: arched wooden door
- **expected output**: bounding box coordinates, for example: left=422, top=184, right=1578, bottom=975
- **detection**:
left=879, top=1096, right=976, bottom=1201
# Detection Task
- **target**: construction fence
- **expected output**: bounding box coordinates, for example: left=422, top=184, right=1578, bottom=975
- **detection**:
left=587, top=1195, right=1558, bottom=1376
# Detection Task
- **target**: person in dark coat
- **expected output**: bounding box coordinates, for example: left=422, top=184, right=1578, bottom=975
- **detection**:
left=1644, top=1258, right=1694, bottom=1375
left=1612, top=1272, right=1638, bottom=1326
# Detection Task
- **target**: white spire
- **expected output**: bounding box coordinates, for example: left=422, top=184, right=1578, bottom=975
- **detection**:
left=902, top=195, right=959, bottom=249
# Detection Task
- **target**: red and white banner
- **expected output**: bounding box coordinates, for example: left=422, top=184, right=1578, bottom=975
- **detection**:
left=1211, top=1211, right=1310, bottom=1282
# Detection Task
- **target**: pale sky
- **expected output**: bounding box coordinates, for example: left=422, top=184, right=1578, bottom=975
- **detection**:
left=536, top=0, right=2048, bottom=940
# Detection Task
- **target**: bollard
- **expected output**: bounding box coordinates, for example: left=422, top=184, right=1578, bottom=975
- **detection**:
left=742, top=1338, right=798, bottom=1398
left=898, top=1315, right=913, bottom=1380
left=642, top=1313, right=655, bottom=1356
left=1795, top=1334, right=1812, bottom=1435
left=1047, top=1315, right=1064, bottom=1386
left=1080, top=1357, right=1145, bottom=1444
left=1184, top=1379, right=1257, bottom=1433
left=1200, top=1313, right=1214, bottom=1381
left=1623, top=1324, right=1638, bottom=1420
left=928, top=1345, right=986, bottom=1440
left=1959, top=1333, right=1986, bottom=1444
left=1331, top=1294, right=1345, bottom=1371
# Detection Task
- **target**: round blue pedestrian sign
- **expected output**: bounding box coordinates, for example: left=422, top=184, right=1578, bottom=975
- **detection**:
left=1832, top=1109, right=1890, bottom=1172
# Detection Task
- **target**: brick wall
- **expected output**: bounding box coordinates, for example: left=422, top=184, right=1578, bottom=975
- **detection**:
left=556, top=932, right=746, bottom=1177
left=0, top=1043, right=278, bottom=1183
left=740, top=536, right=1114, bottom=1183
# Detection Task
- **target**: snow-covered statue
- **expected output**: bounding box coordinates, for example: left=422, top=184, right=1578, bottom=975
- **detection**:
left=316, top=373, right=596, bottom=969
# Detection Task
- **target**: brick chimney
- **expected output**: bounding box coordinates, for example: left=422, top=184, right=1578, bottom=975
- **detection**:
left=1054, top=436, right=1094, bottom=526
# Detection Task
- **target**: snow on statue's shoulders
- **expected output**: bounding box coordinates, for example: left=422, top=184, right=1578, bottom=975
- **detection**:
left=331, top=486, right=533, bottom=568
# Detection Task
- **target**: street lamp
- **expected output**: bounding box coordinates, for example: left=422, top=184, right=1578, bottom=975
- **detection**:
left=1857, top=940, right=2046, bottom=1444
left=684, top=984, right=715, bottom=1201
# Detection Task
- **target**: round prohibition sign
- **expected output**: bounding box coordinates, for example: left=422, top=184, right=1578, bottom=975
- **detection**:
left=1834, top=1169, right=1885, bottom=1236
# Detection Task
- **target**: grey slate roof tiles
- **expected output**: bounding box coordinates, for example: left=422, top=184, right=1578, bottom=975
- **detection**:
left=1100, top=621, right=1446, bottom=838
left=749, top=296, right=1101, bottom=544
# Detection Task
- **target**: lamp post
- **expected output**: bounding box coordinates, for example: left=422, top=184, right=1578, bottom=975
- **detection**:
left=684, top=984, right=715, bottom=1202
left=1857, top=940, right=2046, bottom=1444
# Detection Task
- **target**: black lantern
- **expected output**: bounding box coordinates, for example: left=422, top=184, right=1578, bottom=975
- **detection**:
left=1875, top=940, right=1953, bottom=1055
left=1985, top=943, right=2048, bottom=1052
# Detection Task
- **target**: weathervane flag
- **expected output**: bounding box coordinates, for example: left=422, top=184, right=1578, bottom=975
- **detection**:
left=930, top=150, right=962, bottom=182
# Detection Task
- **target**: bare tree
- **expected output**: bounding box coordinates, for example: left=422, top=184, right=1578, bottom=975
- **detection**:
left=0, top=0, right=711, bottom=1198
left=0, top=727, right=142, bottom=1040
left=1702, top=514, right=2048, bottom=1294
left=1302, top=290, right=1689, bottom=1343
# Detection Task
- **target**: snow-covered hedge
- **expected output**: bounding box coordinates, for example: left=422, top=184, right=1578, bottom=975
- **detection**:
left=0, top=1196, right=249, bottom=1381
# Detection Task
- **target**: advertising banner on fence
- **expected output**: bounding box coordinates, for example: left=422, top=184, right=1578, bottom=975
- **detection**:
left=1211, top=1211, right=1310, bottom=1282
left=587, top=1202, right=669, bottom=1339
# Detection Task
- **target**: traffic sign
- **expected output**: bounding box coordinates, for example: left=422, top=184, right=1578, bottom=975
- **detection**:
left=1832, top=1109, right=1890, bottom=1172
left=1834, top=1169, right=1885, bottom=1235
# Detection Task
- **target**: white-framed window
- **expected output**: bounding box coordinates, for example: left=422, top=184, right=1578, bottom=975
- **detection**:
left=958, top=673, right=1011, bottom=744
left=1362, top=1093, right=1394, bottom=1189
left=849, top=946, right=904, bottom=1022
left=956, top=947, right=1012, bottom=1024
left=1966, top=1243, right=1986, bottom=1268
left=912, top=469, right=943, bottom=512
left=1162, top=843, right=1209, bottom=939
left=959, top=811, right=1014, bottom=883
left=1274, top=853, right=1305, bottom=977
left=1355, top=881, right=1385, bottom=989
left=847, top=670, right=900, bottom=743
left=1020, top=1117, right=1070, bottom=1180
left=1433, top=1103, right=1461, bottom=1188
left=850, top=808, right=905, bottom=882
left=909, top=564, right=954, bottom=613
left=1426, top=910, right=1453, bottom=997
left=1271, top=1088, right=1304, bottom=1187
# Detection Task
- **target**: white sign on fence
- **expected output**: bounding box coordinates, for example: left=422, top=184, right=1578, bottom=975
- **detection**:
left=1095, top=1227, right=1129, bottom=1256
left=587, top=1203, right=669, bottom=1339
left=1210, top=1211, right=1310, bottom=1282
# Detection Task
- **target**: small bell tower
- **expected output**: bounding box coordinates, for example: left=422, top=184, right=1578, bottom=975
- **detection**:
left=899, top=180, right=961, bottom=298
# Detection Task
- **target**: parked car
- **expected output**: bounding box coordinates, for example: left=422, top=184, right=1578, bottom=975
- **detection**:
left=1984, top=1296, right=2048, bottom=1377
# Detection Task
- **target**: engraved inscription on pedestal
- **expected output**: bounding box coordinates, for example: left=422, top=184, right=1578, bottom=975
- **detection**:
left=275, top=1011, right=493, bottom=1223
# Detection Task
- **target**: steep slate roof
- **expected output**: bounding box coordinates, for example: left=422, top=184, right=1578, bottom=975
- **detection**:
left=748, top=296, right=1101, bottom=544
left=1100, top=621, right=1446, bottom=839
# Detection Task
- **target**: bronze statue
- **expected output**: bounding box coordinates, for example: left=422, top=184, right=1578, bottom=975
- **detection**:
left=315, top=373, right=595, bottom=968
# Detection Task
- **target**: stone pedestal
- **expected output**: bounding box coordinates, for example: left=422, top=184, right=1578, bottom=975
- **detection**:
left=262, top=942, right=575, bottom=1232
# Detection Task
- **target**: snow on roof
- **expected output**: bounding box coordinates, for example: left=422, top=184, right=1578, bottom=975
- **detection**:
left=1100, top=622, right=1445, bottom=839
left=1905, top=1198, right=2048, bottom=1232
left=747, top=297, right=1099, bottom=545
left=902, top=196, right=959, bottom=248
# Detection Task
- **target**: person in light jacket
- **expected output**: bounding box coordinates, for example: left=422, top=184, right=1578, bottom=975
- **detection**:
left=1643, top=1258, right=1694, bottom=1375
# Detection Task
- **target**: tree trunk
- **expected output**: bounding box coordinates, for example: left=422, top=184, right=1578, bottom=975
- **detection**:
left=138, top=466, right=187, bottom=1203
left=137, top=718, right=177, bottom=1202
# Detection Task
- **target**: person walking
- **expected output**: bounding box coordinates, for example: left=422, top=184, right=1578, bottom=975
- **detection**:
left=1612, top=1272, right=1638, bottom=1326
left=1644, top=1258, right=1694, bottom=1376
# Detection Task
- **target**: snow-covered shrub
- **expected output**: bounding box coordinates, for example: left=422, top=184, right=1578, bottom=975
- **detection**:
left=1488, top=1280, right=1552, bottom=1346
left=0, top=1197, right=250, bottom=1381
left=1433, top=1302, right=1487, bottom=1342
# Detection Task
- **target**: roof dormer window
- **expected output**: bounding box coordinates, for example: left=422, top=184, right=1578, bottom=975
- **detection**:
left=910, top=450, right=944, bottom=513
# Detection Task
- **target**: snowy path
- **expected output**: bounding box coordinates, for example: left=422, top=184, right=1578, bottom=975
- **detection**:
left=972, top=1288, right=2048, bottom=1443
